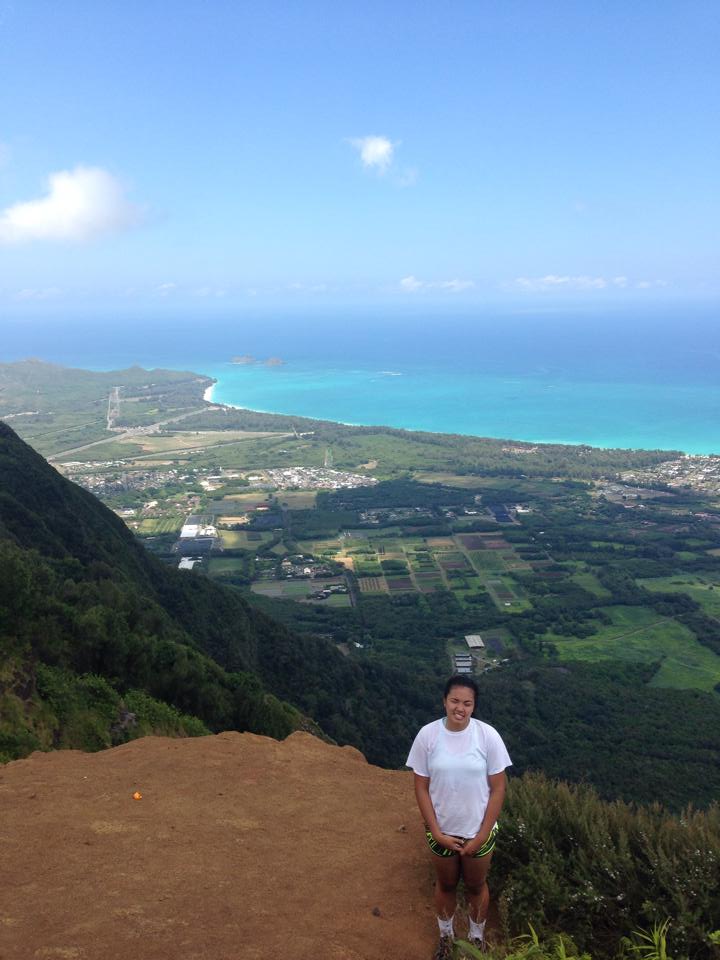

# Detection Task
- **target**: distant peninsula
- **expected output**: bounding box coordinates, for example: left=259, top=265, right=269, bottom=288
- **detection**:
left=231, top=355, right=285, bottom=366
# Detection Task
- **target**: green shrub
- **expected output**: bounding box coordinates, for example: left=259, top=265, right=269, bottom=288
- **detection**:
left=493, top=773, right=720, bottom=959
left=123, top=689, right=209, bottom=738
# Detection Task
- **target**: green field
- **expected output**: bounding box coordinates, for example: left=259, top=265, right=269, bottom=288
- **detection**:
left=275, top=490, right=317, bottom=509
left=569, top=569, right=613, bottom=599
left=295, top=527, right=540, bottom=608
left=549, top=605, right=720, bottom=691
left=136, top=516, right=184, bottom=535
left=638, top=574, right=720, bottom=618
left=251, top=577, right=351, bottom=606
left=220, top=530, right=273, bottom=549
left=209, top=557, right=247, bottom=575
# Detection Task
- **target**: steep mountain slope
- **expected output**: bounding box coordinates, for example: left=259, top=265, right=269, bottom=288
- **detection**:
left=0, top=421, right=433, bottom=763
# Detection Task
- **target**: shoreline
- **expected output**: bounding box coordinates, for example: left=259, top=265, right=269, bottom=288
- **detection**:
left=205, top=381, right=691, bottom=457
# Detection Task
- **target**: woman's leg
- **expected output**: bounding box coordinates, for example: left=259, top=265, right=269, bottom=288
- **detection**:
left=433, top=854, right=461, bottom=920
left=460, top=851, right=493, bottom=924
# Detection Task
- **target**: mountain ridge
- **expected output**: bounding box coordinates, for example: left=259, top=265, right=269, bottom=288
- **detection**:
left=0, top=420, right=434, bottom=764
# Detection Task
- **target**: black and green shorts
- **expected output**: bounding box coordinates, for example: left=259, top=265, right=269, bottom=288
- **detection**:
left=425, top=823, right=499, bottom=859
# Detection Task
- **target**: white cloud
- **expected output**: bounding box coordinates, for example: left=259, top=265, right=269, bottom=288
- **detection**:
left=14, top=286, right=62, bottom=301
left=400, top=275, right=475, bottom=294
left=0, top=166, right=143, bottom=244
left=514, top=275, right=609, bottom=291
left=156, top=282, right=176, bottom=296
left=348, top=135, right=396, bottom=172
left=514, top=274, right=666, bottom=292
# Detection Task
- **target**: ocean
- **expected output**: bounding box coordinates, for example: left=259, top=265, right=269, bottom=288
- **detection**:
left=3, top=305, right=720, bottom=454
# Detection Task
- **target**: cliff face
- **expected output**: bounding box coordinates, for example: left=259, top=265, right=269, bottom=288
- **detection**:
left=0, top=731, right=434, bottom=960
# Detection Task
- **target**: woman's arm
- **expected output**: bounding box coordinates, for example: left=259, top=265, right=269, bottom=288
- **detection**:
left=413, top=773, right=464, bottom=853
left=459, top=771, right=507, bottom=857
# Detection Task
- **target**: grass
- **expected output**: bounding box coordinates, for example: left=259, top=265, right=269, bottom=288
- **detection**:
left=549, top=605, right=720, bottom=692
left=136, top=516, right=183, bottom=535
left=468, top=550, right=505, bottom=571
left=570, top=569, right=613, bottom=599
left=251, top=577, right=349, bottom=604
left=638, top=574, right=720, bottom=618
left=209, top=557, right=247, bottom=574
left=275, top=490, right=317, bottom=509
left=220, top=530, right=273, bottom=549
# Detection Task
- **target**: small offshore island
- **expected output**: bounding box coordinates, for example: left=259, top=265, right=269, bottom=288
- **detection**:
left=231, top=354, right=285, bottom=366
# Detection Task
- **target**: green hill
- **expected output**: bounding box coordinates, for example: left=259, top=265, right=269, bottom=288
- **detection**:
left=0, top=421, right=433, bottom=763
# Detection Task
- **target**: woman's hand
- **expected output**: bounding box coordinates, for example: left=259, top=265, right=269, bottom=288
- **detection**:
left=459, top=832, right=488, bottom=857
left=433, top=832, right=465, bottom=853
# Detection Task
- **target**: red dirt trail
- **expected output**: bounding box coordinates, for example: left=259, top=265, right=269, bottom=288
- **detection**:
left=0, top=732, right=453, bottom=960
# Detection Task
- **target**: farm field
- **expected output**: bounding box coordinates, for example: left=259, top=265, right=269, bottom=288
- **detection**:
left=276, top=490, right=317, bottom=509
left=292, top=526, right=541, bottom=607
left=220, top=530, right=273, bottom=549
left=208, top=557, right=247, bottom=576
left=251, top=577, right=351, bottom=606
left=569, top=568, right=613, bottom=598
left=136, top=515, right=184, bottom=535
left=638, top=574, right=720, bottom=619
left=213, top=494, right=274, bottom=513
left=549, top=605, right=720, bottom=692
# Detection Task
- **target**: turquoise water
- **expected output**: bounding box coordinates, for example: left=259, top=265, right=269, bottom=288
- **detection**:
left=4, top=307, right=720, bottom=453
left=204, top=359, right=720, bottom=453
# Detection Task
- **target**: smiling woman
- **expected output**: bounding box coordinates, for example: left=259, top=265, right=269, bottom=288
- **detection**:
left=406, top=675, right=512, bottom=959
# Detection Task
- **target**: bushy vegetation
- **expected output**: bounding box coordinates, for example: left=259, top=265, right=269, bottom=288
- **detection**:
left=492, top=773, right=720, bottom=960
left=175, top=405, right=680, bottom=480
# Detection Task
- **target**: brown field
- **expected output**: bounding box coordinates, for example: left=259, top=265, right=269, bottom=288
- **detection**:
left=426, top=537, right=456, bottom=549
left=218, top=515, right=250, bottom=525
left=456, top=535, right=489, bottom=550
left=386, top=576, right=414, bottom=592
left=116, top=430, right=278, bottom=454
left=358, top=576, right=387, bottom=593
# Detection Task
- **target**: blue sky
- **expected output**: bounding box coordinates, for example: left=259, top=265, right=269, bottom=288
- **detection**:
left=1, top=0, right=718, bottom=316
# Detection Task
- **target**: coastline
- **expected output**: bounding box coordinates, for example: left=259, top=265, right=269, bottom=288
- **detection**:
left=200, top=361, right=719, bottom=456
left=205, top=380, right=689, bottom=456
left=202, top=382, right=216, bottom=403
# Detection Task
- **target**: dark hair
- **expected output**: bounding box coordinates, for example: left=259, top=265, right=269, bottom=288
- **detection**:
left=443, top=674, right=479, bottom=703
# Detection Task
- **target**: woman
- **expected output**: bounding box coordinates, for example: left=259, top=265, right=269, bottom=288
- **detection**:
left=407, top=675, right=511, bottom=958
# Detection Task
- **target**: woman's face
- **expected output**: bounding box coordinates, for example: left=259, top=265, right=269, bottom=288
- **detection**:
left=443, top=685, right=475, bottom=730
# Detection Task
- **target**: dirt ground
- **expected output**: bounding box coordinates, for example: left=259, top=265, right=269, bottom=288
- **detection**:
left=0, top=731, right=471, bottom=960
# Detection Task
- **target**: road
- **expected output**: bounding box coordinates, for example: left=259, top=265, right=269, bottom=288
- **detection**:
left=48, top=406, right=212, bottom=461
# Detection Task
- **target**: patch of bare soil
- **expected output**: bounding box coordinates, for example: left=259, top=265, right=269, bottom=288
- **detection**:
left=0, top=732, right=443, bottom=960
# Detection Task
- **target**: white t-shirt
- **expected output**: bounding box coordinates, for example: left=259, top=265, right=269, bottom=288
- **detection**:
left=406, top=718, right=512, bottom=838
